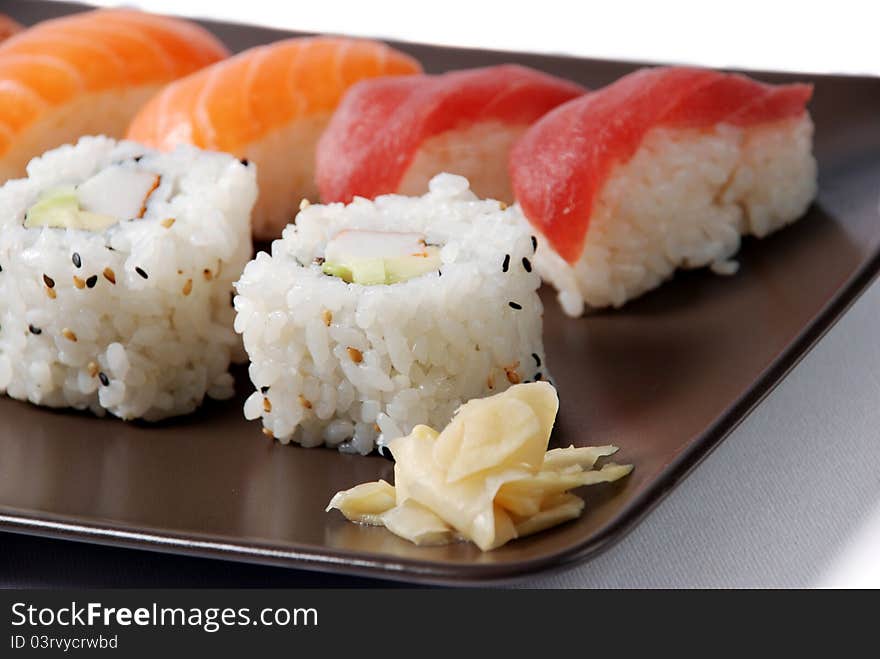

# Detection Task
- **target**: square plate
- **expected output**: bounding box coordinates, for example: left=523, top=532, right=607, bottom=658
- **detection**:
left=2, top=1, right=879, bottom=585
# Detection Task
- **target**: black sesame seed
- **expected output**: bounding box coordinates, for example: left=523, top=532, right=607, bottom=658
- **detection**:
left=509, top=301, right=522, bottom=310
left=522, top=257, right=532, bottom=272
left=531, top=235, right=538, bottom=252
left=28, top=324, right=42, bottom=335
left=71, top=252, right=82, bottom=268
left=502, top=254, right=510, bottom=272
left=0, top=264, right=3, bottom=272
left=260, top=386, right=270, bottom=394
left=135, top=267, right=148, bottom=279
left=438, top=270, right=442, bottom=277
left=98, top=372, right=110, bottom=386
left=134, top=156, right=143, bottom=163
left=86, top=275, right=98, bottom=289
left=313, top=257, right=325, bottom=265
left=534, top=372, right=542, bottom=381
left=532, top=353, right=541, bottom=367
left=240, top=158, right=249, bottom=166
left=42, top=274, right=55, bottom=288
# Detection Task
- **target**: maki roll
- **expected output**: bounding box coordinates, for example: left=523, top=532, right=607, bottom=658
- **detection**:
left=510, top=66, right=817, bottom=316
left=316, top=64, right=585, bottom=204
left=235, top=174, right=549, bottom=453
left=0, top=136, right=256, bottom=420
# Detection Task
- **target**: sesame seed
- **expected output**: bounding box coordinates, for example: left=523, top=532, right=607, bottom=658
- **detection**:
left=322, top=310, right=332, bottom=327
left=134, top=156, right=143, bottom=163
left=203, top=269, right=213, bottom=281
left=28, top=324, right=41, bottom=335
left=103, top=268, right=116, bottom=284
left=531, top=235, right=538, bottom=252
left=240, top=158, right=249, bottom=166
left=160, top=218, right=175, bottom=229
left=182, top=279, right=193, bottom=296
left=509, top=301, right=522, bottom=310
left=42, top=274, right=55, bottom=288
left=88, top=362, right=99, bottom=378
left=260, top=386, right=270, bottom=394
left=532, top=353, right=541, bottom=367
left=313, top=257, right=325, bottom=265
left=522, top=257, right=532, bottom=272
left=73, top=276, right=86, bottom=289
left=86, top=275, right=98, bottom=289
left=298, top=395, right=313, bottom=410
left=45, top=286, right=56, bottom=300
left=487, top=374, right=495, bottom=390
left=261, top=427, right=274, bottom=439
left=135, top=267, right=148, bottom=279
left=98, top=372, right=109, bottom=386
left=499, top=201, right=508, bottom=210
left=263, top=397, right=272, bottom=413
left=299, top=198, right=311, bottom=211
left=505, top=368, right=521, bottom=385
left=502, top=254, right=510, bottom=272
left=61, top=328, right=77, bottom=342
left=71, top=253, right=82, bottom=268
left=346, top=347, right=363, bottom=363
left=534, top=371, right=543, bottom=381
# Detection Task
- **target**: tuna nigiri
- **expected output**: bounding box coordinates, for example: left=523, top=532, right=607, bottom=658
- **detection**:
left=0, top=9, right=228, bottom=182
left=0, top=14, right=22, bottom=42
left=127, top=37, right=423, bottom=239
left=510, top=66, right=817, bottom=316
left=316, top=65, right=585, bottom=204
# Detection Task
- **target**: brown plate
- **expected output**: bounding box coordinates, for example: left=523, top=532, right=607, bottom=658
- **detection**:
left=2, top=1, right=879, bottom=585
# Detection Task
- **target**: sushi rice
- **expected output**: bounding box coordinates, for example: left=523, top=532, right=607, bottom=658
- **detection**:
left=0, top=136, right=255, bottom=420
left=525, top=117, right=817, bottom=315
left=235, top=174, right=549, bottom=453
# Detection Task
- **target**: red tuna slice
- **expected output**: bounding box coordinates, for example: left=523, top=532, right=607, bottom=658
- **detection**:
left=510, top=66, right=813, bottom=264
left=316, top=64, right=586, bottom=203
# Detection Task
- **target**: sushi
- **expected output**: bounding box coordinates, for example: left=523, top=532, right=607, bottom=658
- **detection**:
left=0, top=137, right=256, bottom=420
left=0, top=9, right=228, bottom=182
left=0, top=14, right=22, bottom=41
left=234, top=174, right=549, bottom=453
left=126, top=37, right=423, bottom=240
left=510, top=66, right=817, bottom=316
left=316, top=64, right=585, bottom=204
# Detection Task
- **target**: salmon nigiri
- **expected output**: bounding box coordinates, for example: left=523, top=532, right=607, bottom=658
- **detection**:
left=127, top=37, right=423, bottom=239
left=0, top=14, right=22, bottom=41
left=316, top=65, right=585, bottom=204
left=510, top=66, right=817, bottom=316
left=0, top=9, right=228, bottom=182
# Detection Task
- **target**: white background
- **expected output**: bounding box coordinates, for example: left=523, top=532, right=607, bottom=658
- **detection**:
left=43, top=0, right=880, bottom=587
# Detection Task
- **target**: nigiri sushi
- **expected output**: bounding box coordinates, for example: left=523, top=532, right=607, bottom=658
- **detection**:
left=127, top=37, right=423, bottom=239
left=316, top=65, right=585, bottom=204
left=0, top=14, right=22, bottom=41
left=0, top=9, right=228, bottom=183
left=510, top=66, right=817, bottom=316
